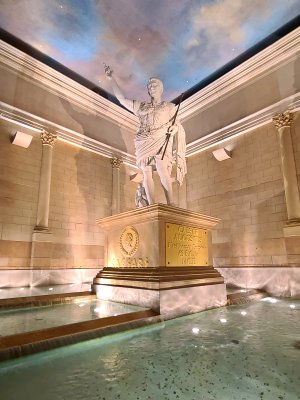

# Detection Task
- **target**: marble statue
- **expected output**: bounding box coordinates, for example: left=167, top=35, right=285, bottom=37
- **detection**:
left=104, top=65, right=186, bottom=206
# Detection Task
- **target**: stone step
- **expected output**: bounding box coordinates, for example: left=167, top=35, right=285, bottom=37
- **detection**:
left=227, top=288, right=267, bottom=305
left=0, top=309, right=161, bottom=361
left=94, top=266, right=225, bottom=290
left=0, top=291, right=95, bottom=310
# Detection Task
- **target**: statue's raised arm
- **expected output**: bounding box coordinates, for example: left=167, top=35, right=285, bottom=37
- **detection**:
left=104, top=64, right=134, bottom=112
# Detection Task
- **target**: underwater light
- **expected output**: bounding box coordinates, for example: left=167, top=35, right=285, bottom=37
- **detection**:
left=240, top=289, right=247, bottom=293
left=192, top=327, right=200, bottom=334
left=94, top=307, right=101, bottom=313
left=290, top=304, right=296, bottom=309
left=262, top=297, right=277, bottom=303
left=20, top=288, right=24, bottom=290
left=220, top=318, right=227, bottom=323
left=78, top=303, right=85, bottom=307
left=241, top=311, right=247, bottom=316
left=48, top=288, right=53, bottom=291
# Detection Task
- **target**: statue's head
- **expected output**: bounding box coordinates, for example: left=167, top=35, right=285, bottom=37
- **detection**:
left=147, top=77, right=163, bottom=98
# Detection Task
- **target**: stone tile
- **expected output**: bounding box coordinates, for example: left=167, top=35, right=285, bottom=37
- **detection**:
left=0, top=240, right=31, bottom=258
left=285, top=236, right=300, bottom=255
left=212, top=242, right=232, bottom=257
left=0, top=258, right=9, bottom=267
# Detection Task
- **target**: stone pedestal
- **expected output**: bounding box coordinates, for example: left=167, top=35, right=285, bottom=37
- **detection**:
left=93, top=204, right=227, bottom=319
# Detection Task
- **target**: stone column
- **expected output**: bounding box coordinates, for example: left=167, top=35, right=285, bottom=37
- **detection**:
left=35, top=130, right=57, bottom=231
left=273, top=111, right=300, bottom=224
left=111, top=157, right=123, bottom=215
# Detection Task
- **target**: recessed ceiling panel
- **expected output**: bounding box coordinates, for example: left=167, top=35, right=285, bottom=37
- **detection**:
left=0, top=0, right=299, bottom=101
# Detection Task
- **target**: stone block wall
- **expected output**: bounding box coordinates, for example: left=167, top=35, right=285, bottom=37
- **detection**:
left=186, top=115, right=300, bottom=296
left=47, top=140, right=112, bottom=270
left=0, top=124, right=135, bottom=287
left=187, top=116, right=300, bottom=268
left=0, top=126, right=40, bottom=271
left=120, top=164, right=139, bottom=212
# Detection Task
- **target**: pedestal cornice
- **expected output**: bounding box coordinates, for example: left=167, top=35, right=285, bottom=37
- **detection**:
left=97, top=203, right=221, bottom=230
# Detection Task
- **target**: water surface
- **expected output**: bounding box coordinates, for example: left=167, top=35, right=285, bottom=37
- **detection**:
left=0, top=298, right=299, bottom=400
left=0, top=300, right=146, bottom=336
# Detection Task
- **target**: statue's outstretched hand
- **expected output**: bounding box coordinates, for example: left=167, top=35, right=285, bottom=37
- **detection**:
left=104, top=64, right=113, bottom=79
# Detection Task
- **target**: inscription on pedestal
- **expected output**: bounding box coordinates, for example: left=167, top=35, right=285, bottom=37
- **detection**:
left=111, top=256, right=149, bottom=268
left=166, top=223, right=208, bottom=266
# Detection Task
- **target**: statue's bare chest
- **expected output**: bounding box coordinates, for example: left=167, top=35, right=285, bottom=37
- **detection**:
left=138, top=102, right=172, bottom=129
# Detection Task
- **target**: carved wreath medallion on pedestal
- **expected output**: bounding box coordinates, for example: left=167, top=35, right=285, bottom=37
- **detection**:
left=120, top=226, right=139, bottom=257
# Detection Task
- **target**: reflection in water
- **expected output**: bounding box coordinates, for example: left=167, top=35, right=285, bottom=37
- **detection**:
left=0, top=299, right=299, bottom=400
left=0, top=300, right=146, bottom=336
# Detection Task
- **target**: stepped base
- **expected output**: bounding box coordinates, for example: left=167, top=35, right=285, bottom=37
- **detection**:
left=93, top=267, right=227, bottom=319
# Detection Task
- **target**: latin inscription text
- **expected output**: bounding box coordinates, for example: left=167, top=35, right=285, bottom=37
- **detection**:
left=166, top=224, right=208, bottom=266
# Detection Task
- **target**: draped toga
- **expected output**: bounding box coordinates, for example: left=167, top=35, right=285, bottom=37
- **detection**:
left=132, top=100, right=187, bottom=185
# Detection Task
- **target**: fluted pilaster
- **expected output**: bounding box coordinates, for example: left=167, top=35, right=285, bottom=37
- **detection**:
left=273, top=111, right=300, bottom=224
left=35, top=131, right=57, bottom=231
left=111, top=157, right=123, bottom=215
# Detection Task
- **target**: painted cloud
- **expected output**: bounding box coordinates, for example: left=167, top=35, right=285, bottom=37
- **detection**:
left=0, top=0, right=299, bottom=100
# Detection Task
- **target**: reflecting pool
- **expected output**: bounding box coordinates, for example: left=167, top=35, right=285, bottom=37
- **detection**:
left=0, top=300, right=146, bottom=336
left=0, top=298, right=299, bottom=400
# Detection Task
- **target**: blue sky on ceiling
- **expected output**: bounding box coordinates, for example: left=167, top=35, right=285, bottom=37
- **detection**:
left=0, top=0, right=299, bottom=101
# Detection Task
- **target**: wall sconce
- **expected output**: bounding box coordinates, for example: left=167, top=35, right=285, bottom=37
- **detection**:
left=212, top=148, right=232, bottom=161
left=11, top=131, right=33, bottom=148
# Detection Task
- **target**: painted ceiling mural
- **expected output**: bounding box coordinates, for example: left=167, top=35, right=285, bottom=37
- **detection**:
left=0, top=0, right=299, bottom=101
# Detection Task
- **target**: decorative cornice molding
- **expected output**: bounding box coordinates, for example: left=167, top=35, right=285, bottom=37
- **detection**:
left=186, top=93, right=300, bottom=157
left=272, top=110, right=294, bottom=129
left=0, top=40, right=139, bottom=133
left=0, top=101, right=137, bottom=167
left=179, top=27, right=300, bottom=121
left=1, top=28, right=299, bottom=130
left=0, top=28, right=299, bottom=163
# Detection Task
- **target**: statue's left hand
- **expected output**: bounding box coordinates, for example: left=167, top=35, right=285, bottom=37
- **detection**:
left=167, top=125, right=178, bottom=136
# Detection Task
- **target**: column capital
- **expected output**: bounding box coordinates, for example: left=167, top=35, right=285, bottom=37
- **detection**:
left=41, top=130, right=57, bottom=146
left=111, top=157, right=123, bottom=169
left=272, top=111, right=294, bottom=130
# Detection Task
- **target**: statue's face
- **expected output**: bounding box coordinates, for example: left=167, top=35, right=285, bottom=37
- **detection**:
left=147, top=79, right=163, bottom=98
